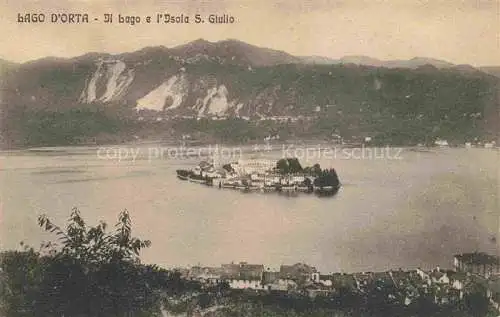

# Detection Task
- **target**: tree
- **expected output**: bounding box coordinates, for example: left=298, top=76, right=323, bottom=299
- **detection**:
left=287, top=158, right=303, bottom=174
left=276, top=158, right=304, bottom=175
left=36, top=208, right=162, bottom=317
left=0, top=248, right=45, bottom=317
left=276, top=159, right=290, bottom=175
left=463, top=281, right=490, bottom=317
left=311, top=164, right=322, bottom=177
left=37, top=207, right=151, bottom=264
left=313, top=168, right=340, bottom=188
left=222, top=163, right=234, bottom=173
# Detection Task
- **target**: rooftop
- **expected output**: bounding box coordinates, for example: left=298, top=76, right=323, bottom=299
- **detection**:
left=221, top=262, right=264, bottom=280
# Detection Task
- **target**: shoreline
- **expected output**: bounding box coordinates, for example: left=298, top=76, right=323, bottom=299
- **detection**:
left=2, top=140, right=497, bottom=152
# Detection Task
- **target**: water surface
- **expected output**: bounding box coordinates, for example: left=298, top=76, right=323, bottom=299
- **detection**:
left=1, top=145, right=498, bottom=273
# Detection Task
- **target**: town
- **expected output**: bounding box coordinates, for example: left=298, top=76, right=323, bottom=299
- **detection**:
left=169, top=252, right=500, bottom=315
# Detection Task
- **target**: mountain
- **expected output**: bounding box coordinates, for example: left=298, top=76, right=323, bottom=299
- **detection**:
left=0, top=58, right=18, bottom=80
left=0, top=58, right=17, bottom=69
left=299, top=56, right=339, bottom=65
left=384, top=57, right=455, bottom=69
left=1, top=39, right=499, bottom=147
left=338, top=55, right=384, bottom=67
left=169, top=39, right=301, bottom=67
left=0, top=58, right=18, bottom=89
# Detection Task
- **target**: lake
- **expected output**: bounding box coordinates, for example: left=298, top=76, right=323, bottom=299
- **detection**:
left=0, top=144, right=498, bottom=273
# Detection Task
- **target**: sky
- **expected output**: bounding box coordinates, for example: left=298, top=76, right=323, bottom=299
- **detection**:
left=1, top=0, right=499, bottom=66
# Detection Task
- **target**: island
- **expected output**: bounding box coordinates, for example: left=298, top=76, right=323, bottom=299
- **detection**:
left=176, top=157, right=341, bottom=196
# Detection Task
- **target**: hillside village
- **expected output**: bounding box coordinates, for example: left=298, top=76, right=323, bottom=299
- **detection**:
left=1, top=210, right=499, bottom=317
left=174, top=252, right=500, bottom=313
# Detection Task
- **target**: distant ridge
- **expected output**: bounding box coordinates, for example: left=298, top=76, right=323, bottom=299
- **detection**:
left=3, top=38, right=499, bottom=75
left=299, top=55, right=457, bottom=69
left=480, top=66, right=500, bottom=78
left=168, top=38, right=301, bottom=67
left=0, top=58, right=18, bottom=73
left=298, top=55, right=339, bottom=65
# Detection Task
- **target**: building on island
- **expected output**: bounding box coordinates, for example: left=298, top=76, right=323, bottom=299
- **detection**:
left=231, top=159, right=275, bottom=175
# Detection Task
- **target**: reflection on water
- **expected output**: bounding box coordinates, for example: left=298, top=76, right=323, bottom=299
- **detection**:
left=0, top=146, right=498, bottom=273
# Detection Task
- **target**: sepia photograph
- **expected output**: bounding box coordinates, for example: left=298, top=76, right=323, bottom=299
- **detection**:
left=0, top=0, right=499, bottom=316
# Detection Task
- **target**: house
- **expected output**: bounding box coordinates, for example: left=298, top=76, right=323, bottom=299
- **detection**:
left=192, top=161, right=214, bottom=176
left=221, top=262, right=265, bottom=290
left=429, top=267, right=450, bottom=284
left=250, top=173, right=266, bottom=182
left=434, top=139, right=449, bottom=147
left=188, top=266, right=224, bottom=285
left=262, top=270, right=280, bottom=284
left=389, top=269, right=417, bottom=289
left=454, top=252, right=500, bottom=277
left=234, top=159, right=275, bottom=175
left=192, top=166, right=202, bottom=175
left=266, top=278, right=298, bottom=291
left=266, top=174, right=282, bottom=185
left=206, top=167, right=226, bottom=179
left=416, top=267, right=430, bottom=282
left=198, top=161, right=213, bottom=171
left=228, top=278, right=264, bottom=290
left=290, top=174, right=306, bottom=184
left=484, top=141, right=495, bottom=149
left=416, top=267, right=451, bottom=286
left=305, top=283, right=333, bottom=298
left=310, top=272, right=333, bottom=286
left=448, top=271, right=468, bottom=299
left=279, top=263, right=317, bottom=284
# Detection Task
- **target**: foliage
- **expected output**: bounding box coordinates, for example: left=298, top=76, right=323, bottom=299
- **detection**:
left=463, top=281, right=490, bottom=317
left=222, top=164, right=234, bottom=173
left=313, top=168, right=340, bottom=188
left=0, top=208, right=181, bottom=317
left=17, top=107, right=130, bottom=146
left=276, top=158, right=303, bottom=175
left=171, top=118, right=264, bottom=143
left=0, top=248, right=45, bottom=317
left=302, top=164, right=322, bottom=177
left=37, top=208, right=151, bottom=264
